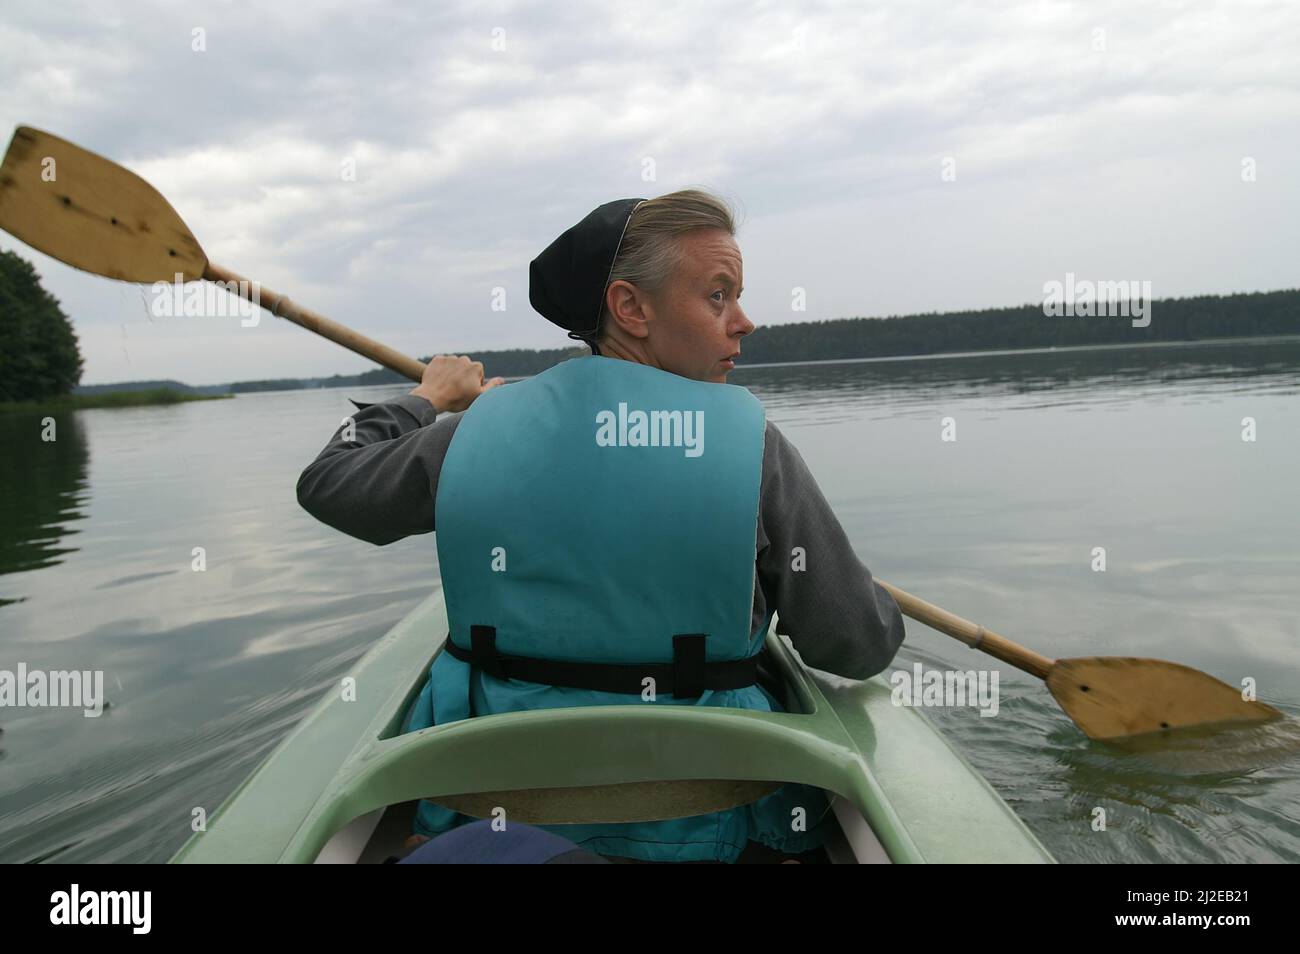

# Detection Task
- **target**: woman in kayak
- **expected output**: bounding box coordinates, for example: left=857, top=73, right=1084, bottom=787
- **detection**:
left=297, top=189, right=905, bottom=863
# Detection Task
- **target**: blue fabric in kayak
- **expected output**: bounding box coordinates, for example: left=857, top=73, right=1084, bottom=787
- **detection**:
left=399, top=819, right=609, bottom=864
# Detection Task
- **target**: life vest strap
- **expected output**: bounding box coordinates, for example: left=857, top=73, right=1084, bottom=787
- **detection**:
left=442, top=625, right=757, bottom=699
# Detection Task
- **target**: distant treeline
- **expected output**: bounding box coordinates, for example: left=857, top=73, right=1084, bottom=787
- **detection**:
left=229, top=347, right=584, bottom=392
left=74, top=378, right=229, bottom=396
left=78, top=288, right=1300, bottom=395
left=734, top=288, right=1300, bottom=365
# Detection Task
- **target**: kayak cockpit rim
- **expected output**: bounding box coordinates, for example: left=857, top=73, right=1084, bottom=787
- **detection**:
left=169, top=593, right=1055, bottom=864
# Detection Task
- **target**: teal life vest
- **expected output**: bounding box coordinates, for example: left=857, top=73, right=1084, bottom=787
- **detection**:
left=403, top=354, right=831, bottom=862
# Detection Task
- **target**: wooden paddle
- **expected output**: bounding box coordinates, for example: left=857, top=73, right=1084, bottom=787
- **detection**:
left=877, top=579, right=1283, bottom=741
left=0, top=126, right=426, bottom=383
left=2, top=125, right=1283, bottom=742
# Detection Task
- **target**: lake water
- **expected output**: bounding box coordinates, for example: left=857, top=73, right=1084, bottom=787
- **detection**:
left=2, top=339, right=1298, bottom=863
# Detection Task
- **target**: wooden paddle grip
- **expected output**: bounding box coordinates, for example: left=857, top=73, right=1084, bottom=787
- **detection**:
left=203, top=262, right=427, bottom=383
left=877, top=579, right=1055, bottom=680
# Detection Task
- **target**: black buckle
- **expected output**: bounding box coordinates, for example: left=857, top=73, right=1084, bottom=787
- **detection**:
left=672, top=634, right=707, bottom=699
left=470, top=624, right=506, bottom=680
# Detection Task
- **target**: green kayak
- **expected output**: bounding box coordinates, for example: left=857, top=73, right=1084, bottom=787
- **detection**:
left=170, top=591, right=1055, bottom=864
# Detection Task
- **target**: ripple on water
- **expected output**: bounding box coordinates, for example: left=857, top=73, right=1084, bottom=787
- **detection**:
left=929, top=685, right=1300, bottom=863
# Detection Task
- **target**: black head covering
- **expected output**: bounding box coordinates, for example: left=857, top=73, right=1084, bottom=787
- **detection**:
left=529, top=197, right=647, bottom=352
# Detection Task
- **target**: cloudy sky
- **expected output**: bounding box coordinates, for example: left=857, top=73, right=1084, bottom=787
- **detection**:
left=2, top=0, right=1297, bottom=385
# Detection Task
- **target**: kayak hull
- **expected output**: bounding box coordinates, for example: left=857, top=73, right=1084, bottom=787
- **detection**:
left=170, top=591, right=1054, bottom=863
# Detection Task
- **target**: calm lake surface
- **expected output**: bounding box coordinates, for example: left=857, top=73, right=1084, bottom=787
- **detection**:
left=2, top=339, right=1298, bottom=864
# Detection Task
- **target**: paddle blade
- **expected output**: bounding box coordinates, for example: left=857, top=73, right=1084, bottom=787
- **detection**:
left=0, top=126, right=206, bottom=283
left=1046, top=657, right=1285, bottom=741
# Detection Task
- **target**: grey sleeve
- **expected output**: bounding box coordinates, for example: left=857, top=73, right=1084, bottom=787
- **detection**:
left=295, top=393, right=463, bottom=545
left=756, top=420, right=906, bottom=680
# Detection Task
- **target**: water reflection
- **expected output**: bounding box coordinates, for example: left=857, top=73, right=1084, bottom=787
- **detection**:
left=0, top=411, right=90, bottom=601
left=1094, top=716, right=1300, bottom=779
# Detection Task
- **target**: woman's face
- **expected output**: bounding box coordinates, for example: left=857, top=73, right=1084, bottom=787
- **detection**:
left=604, top=228, right=755, bottom=384
left=646, top=229, right=754, bottom=383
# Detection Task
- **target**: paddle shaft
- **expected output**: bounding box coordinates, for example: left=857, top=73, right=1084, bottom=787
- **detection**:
left=203, top=263, right=427, bottom=383
left=877, top=579, right=1055, bottom=680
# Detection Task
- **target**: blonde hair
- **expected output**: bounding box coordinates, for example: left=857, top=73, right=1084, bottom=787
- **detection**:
left=594, top=188, right=737, bottom=349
